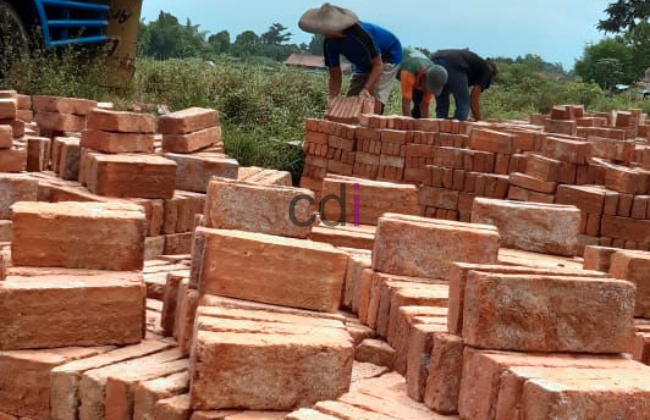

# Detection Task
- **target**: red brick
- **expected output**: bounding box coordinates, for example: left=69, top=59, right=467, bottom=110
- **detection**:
left=354, top=339, right=395, bottom=368
left=80, top=130, right=155, bottom=154
left=471, top=198, right=581, bottom=256
left=601, top=215, right=650, bottom=244
left=57, top=137, right=81, bottom=181
left=162, top=126, right=221, bottom=154
left=583, top=245, right=620, bottom=272
left=0, top=174, right=38, bottom=219
left=76, top=348, right=185, bottom=420
left=405, top=323, right=447, bottom=402
left=556, top=185, right=618, bottom=215
left=0, top=149, right=27, bottom=172
left=633, top=333, right=650, bottom=364
left=610, top=250, right=650, bottom=317
left=469, top=128, right=515, bottom=154
left=617, top=193, right=634, bottom=217
left=104, top=359, right=189, bottom=420
left=463, top=272, right=635, bottom=352
left=322, top=176, right=419, bottom=226
left=158, top=107, right=219, bottom=135
left=195, top=227, right=348, bottom=312
left=0, top=126, right=11, bottom=149
left=35, top=112, right=85, bottom=132
left=603, top=162, right=648, bottom=195
left=0, top=273, right=145, bottom=350
left=587, top=136, right=635, bottom=163
left=190, top=330, right=353, bottom=410
left=544, top=119, right=576, bottom=136
left=87, top=109, right=156, bottom=133
left=164, top=232, right=193, bottom=255
left=458, top=348, right=645, bottom=420
left=511, top=366, right=650, bottom=419
left=508, top=172, right=556, bottom=194
left=86, top=154, right=177, bottom=199
left=418, top=187, right=459, bottom=210
left=446, top=262, right=606, bottom=335
left=164, top=153, right=239, bottom=193
left=632, top=195, right=650, bottom=219
left=542, top=136, right=588, bottom=164
left=205, top=177, right=315, bottom=238
left=372, top=213, right=500, bottom=280
left=11, top=202, right=146, bottom=271
left=422, top=333, right=464, bottom=415
left=0, top=99, right=17, bottom=120
left=26, top=137, right=50, bottom=172
left=0, top=346, right=110, bottom=419
left=32, top=96, right=97, bottom=115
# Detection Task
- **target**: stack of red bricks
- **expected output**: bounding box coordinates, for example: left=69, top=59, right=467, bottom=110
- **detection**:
left=584, top=246, right=650, bottom=367
left=333, top=203, right=650, bottom=419
left=324, top=95, right=375, bottom=124
left=163, top=176, right=362, bottom=414
left=0, top=91, right=29, bottom=172
left=300, top=102, right=650, bottom=255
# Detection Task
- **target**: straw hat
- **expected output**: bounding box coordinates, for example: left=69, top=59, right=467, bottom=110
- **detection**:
left=424, top=65, right=448, bottom=96
left=298, top=3, right=359, bottom=35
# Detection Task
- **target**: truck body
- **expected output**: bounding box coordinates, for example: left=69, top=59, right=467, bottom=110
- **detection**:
left=0, top=0, right=143, bottom=86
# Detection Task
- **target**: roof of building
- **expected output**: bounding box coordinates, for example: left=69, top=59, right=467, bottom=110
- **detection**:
left=285, top=54, right=352, bottom=72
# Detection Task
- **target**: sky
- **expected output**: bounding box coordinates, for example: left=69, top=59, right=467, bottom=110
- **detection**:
left=141, top=0, right=614, bottom=71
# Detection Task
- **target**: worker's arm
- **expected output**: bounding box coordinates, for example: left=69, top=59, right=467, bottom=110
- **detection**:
left=400, top=70, right=414, bottom=116
left=470, top=85, right=482, bottom=121
left=419, top=92, right=433, bottom=119
left=328, top=66, right=343, bottom=109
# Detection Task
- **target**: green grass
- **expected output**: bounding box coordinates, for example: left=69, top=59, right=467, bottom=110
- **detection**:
left=1, top=50, right=649, bottom=183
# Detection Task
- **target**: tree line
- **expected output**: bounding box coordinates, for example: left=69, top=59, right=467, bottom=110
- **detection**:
left=135, top=11, right=564, bottom=72
left=137, top=3, right=650, bottom=93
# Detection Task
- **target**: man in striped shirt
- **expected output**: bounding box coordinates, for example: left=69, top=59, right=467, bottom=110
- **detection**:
left=299, top=3, right=402, bottom=114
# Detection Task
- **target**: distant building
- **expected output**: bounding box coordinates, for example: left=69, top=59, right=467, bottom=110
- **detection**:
left=284, top=54, right=352, bottom=73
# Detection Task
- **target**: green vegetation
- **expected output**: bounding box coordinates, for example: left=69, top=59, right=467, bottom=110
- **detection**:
left=0, top=6, right=649, bottom=182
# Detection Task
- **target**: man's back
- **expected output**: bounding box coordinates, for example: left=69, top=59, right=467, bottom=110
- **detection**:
left=431, top=48, right=492, bottom=90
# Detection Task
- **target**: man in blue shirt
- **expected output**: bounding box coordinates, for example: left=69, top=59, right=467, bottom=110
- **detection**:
left=299, top=3, right=402, bottom=115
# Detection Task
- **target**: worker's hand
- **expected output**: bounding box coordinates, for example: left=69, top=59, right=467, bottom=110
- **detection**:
left=327, top=96, right=337, bottom=111
left=359, top=88, right=372, bottom=98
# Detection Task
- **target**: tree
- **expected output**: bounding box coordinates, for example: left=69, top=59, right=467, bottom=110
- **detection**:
left=308, top=34, right=324, bottom=55
left=574, top=37, right=635, bottom=88
left=593, top=58, right=625, bottom=90
left=623, top=20, right=650, bottom=78
left=597, top=0, right=649, bottom=33
left=261, top=23, right=292, bottom=45
left=208, top=30, right=231, bottom=55
left=232, top=30, right=263, bottom=57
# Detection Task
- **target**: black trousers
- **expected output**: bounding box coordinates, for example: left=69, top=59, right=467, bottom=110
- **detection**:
left=411, top=89, right=424, bottom=119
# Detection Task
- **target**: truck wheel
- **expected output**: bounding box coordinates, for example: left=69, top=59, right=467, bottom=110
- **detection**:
left=0, top=1, right=29, bottom=77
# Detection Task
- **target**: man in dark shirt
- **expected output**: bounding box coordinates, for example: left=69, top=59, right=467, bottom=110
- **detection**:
left=429, top=48, right=497, bottom=121
left=299, top=3, right=402, bottom=114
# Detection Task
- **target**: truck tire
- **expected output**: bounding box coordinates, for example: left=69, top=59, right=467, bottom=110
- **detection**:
left=0, top=0, right=29, bottom=77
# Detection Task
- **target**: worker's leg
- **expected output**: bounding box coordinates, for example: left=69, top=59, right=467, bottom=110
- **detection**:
left=435, top=89, right=450, bottom=119
left=412, top=88, right=423, bottom=118
left=372, top=63, right=401, bottom=114
left=449, top=71, right=470, bottom=121
left=346, top=72, right=367, bottom=96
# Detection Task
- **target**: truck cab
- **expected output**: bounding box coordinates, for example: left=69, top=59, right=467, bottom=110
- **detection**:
left=0, top=0, right=142, bottom=85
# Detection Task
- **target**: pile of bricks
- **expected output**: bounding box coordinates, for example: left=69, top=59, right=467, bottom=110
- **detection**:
left=300, top=103, right=650, bottom=254
left=2, top=89, right=650, bottom=419
left=0, top=93, right=262, bottom=259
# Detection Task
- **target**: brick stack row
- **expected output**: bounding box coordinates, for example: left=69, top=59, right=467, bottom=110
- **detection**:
left=0, top=91, right=28, bottom=172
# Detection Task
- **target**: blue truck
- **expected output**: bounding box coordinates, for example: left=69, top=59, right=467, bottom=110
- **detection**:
left=0, top=0, right=143, bottom=84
